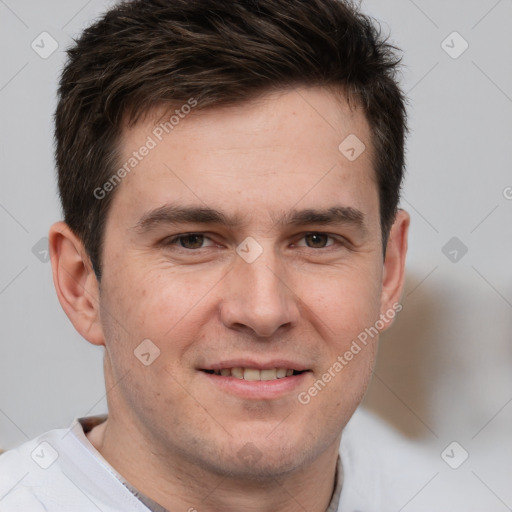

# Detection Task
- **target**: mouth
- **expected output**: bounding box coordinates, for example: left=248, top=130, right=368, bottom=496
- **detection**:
left=198, top=361, right=311, bottom=400
left=201, top=367, right=307, bottom=381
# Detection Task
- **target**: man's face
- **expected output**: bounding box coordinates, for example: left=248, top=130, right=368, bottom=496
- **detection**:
left=97, top=87, right=390, bottom=477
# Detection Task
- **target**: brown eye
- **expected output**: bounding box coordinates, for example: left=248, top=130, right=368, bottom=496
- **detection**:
left=178, top=234, right=205, bottom=249
left=304, top=233, right=330, bottom=248
left=161, top=233, right=217, bottom=252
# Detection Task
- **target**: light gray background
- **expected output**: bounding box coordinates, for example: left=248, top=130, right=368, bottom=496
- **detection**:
left=1, top=0, right=511, bottom=509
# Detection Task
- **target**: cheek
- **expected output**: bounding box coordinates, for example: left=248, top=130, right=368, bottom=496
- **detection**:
left=103, top=262, right=222, bottom=353
left=303, top=263, right=382, bottom=341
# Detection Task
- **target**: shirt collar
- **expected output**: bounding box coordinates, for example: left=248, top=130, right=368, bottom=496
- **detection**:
left=77, top=415, right=344, bottom=512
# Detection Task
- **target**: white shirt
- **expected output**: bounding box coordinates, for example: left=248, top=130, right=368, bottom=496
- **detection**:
left=0, top=409, right=429, bottom=511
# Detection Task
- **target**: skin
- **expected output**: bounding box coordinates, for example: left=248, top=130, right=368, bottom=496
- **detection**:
left=49, top=86, right=409, bottom=512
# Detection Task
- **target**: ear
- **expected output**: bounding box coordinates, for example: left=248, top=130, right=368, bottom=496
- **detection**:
left=379, top=209, right=410, bottom=328
left=48, top=221, right=105, bottom=346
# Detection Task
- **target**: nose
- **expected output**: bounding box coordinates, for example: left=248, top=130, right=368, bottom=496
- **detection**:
left=219, top=246, right=300, bottom=338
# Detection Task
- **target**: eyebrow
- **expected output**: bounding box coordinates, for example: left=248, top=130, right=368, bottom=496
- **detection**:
left=132, top=204, right=366, bottom=234
left=276, top=206, right=365, bottom=230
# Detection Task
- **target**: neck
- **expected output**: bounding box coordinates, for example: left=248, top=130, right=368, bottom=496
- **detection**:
left=87, top=416, right=340, bottom=512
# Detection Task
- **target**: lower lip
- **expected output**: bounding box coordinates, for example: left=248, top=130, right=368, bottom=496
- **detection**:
left=200, top=371, right=310, bottom=400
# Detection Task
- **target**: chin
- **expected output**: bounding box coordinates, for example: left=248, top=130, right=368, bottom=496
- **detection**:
left=212, top=452, right=310, bottom=482
left=221, top=435, right=320, bottom=481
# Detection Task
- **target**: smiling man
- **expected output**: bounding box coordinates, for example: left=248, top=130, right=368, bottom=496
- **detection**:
left=0, top=1, right=409, bottom=511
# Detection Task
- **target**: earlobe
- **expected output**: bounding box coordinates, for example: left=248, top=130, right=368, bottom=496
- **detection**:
left=48, top=221, right=105, bottom=346
left=380, top=209, right=410, bottom=326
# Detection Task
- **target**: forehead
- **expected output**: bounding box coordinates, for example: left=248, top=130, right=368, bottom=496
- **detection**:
left=111, top=87, right=378, bottom=226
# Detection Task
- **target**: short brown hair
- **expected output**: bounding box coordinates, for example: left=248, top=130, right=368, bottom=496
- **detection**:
left=55, top=0, right=406, bottom=279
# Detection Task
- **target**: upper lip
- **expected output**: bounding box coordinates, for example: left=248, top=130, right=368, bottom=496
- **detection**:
left=199, top=359, right=310, bottom=372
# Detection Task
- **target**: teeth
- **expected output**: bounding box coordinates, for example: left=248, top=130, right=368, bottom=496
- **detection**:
left=276, top=368, right=287, bottom=378
left=210, top=367, right=300, bottom=380
left=231, top=367, right=244, bottom=379
left=260, top=369, right=277, bottom=381
left=243, top=368, right=261, bottom=381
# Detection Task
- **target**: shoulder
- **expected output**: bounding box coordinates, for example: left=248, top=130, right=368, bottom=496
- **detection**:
left=0, top=425, right=149, bottom=512
left=339, top=407, right=438, bottom=511
left=0, top=430, right=65, bottom=511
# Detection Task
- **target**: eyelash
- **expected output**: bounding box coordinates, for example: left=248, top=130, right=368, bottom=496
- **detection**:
left=162, top=232, right=346, bottom=251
